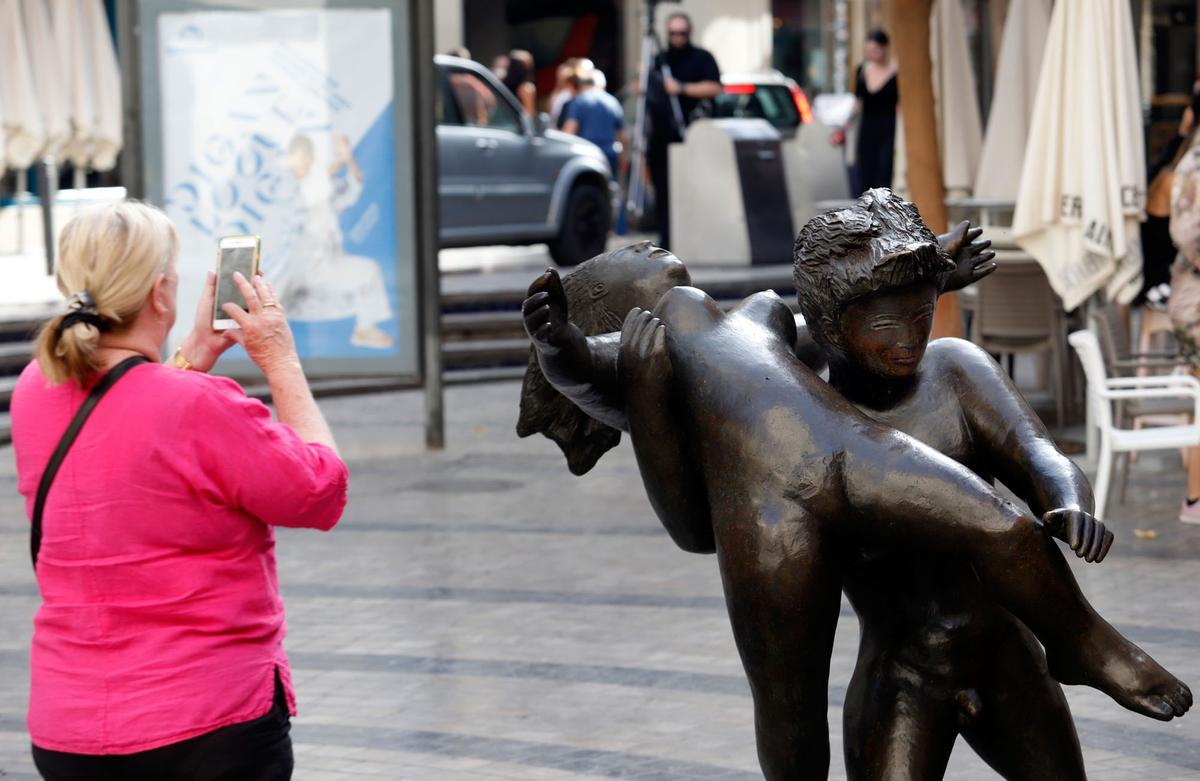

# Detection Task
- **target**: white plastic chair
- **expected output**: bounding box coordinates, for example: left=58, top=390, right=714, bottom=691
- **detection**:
left=1069, top=330, right=1200, bottom=519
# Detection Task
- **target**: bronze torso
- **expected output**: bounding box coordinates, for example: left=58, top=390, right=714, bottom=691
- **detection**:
left=840, top=340, right=1000, bottom=683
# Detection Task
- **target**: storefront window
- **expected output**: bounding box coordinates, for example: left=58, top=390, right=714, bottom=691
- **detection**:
left=772, top=0, right=828, bottom=95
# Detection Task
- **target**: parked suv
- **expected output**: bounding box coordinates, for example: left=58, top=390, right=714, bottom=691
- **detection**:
left=436, top=55, right=614, bottom=266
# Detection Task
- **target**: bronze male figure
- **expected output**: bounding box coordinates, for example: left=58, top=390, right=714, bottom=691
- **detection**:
left=794, top=189, right=1111, bottom=779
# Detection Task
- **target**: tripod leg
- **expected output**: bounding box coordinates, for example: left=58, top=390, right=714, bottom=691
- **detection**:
left=625, top=30, right=659, bottom=226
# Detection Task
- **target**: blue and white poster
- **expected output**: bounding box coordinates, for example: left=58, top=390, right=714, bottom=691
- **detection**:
left=156, top=7, right=416, bottom=372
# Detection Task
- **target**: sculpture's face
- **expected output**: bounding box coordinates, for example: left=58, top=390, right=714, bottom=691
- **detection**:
left=597, top=242, right=692, bottom=316
left=838, top=281, right=937, bottom=379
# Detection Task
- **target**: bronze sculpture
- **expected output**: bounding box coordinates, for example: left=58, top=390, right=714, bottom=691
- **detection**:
left=518, top=195, right=1192, bottom=779
left=794, top=189, right=1095, bottom=779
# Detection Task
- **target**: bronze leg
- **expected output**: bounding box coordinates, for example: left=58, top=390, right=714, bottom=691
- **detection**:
left=842, top=655, right=958, bottom=781
left=718, top=511, right=843, bottom=781
left=961, top=624, right=1087, bottom=781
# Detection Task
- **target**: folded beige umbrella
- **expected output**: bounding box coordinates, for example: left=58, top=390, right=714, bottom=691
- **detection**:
left=930, top=0, right=983, bottom=199
left=1013, top=0, right=1145, bottom=311
left=79, top=0, right=122, bottom=172
left=975, top=0, right=1051, bottom=200
left=52, top=0, right=97, bottom=170
left=0, top=0, right=45, bottom=170
left=21, top=0, right=69, bottom=160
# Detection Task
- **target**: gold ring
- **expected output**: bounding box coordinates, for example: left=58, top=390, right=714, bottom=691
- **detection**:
left=262, top=302, right=280, bottom=309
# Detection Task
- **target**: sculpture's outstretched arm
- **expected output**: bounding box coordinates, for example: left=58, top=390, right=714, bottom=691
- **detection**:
left=522, top=269, right=627, bottom=431
left=942, top=339, right=1102, bottom=548
left=938, top=221, right=997, bottom=294
left=619, top=309, right=715, bottom=554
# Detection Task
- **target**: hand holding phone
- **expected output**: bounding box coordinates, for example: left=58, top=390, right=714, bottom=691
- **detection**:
left=220, top=272, right=300, bottom=377
left=213, top=235, right=261, bottom=330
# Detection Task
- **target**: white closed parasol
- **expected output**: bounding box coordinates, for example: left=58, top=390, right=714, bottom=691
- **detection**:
left=0, top=0, right=45, bottom=170
left=929, top=0, right=983, bottom=199
left=79, top=0, right=122, bottom=172
left=21, top=0, right=70, bottom=160
left=1013, top=0, right=1145, bottom=311
left=974, top=0, right=1051, bottom=200
left=51, top=0, right=96, bottom=170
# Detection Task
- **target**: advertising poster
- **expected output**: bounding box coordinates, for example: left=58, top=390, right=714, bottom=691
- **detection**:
left=155, top=7, right=417, bottom=373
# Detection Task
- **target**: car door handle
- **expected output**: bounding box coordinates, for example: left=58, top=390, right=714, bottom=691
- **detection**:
left=475, top=138, right=499, bottom=151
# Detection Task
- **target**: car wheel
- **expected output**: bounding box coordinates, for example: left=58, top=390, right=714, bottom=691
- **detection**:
left=548, top=181, right=611, bottom=267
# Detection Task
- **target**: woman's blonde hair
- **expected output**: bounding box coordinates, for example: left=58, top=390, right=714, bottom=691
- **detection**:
left=35, top=201, right=178, bottom=386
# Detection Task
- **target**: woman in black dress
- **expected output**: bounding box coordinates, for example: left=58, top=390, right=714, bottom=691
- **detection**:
left=835, top=30, right=899, bottom=195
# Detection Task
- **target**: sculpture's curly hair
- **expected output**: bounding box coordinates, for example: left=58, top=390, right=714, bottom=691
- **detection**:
left=793, top=188, right=953, bottom=345
left=516, top=258, right=628, bottom=476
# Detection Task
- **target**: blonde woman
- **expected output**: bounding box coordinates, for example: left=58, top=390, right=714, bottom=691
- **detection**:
left=11, top=202, right=347, bottom=779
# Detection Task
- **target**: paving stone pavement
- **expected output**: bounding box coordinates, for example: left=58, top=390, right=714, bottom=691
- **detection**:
left=0, top=379, right=1198, bottom=780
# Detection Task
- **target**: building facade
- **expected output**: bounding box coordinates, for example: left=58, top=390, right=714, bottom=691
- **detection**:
left=437, top=0, right=1197, bottom=161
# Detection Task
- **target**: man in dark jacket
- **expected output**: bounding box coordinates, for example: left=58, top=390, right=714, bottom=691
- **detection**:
left=647, top=12, right=720, bottom=250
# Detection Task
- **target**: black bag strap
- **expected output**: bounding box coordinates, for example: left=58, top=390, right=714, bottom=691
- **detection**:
left=31, top=355, right=148, bottom=569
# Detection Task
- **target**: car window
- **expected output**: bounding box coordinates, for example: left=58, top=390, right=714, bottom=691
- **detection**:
left=713, top=84, right=801, bottom=130
left=444, top=69, right=523, bottom=133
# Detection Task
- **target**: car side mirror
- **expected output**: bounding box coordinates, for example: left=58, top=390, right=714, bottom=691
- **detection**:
left=533, top=112, right=551, bottom=135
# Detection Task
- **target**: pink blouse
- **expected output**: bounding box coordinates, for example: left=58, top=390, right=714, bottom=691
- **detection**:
left=11, top=360, right=348, bottom=754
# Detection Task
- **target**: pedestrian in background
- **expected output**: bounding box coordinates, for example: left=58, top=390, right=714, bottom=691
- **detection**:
left=446, top=48, right=497, bottom=127
left=647, top=11, right=721, bottom=250
left=1168, top=83, right=1200, bottom=523
left=563, top=68, right=626, bottom=179
left=1141, top=84, right=1198, bottom=310
left=503, top=49, right=538, bottom=116
left=490, top=53, right=509, bottom=82
left=12, top=202, right=348, bottom=778
left=549, top=58, right=591, bottom=128
left=833, top=29, right=899, bottom=195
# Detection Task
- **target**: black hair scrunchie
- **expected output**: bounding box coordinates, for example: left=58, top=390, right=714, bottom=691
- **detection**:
left=56, top=291, right=109, bottom=335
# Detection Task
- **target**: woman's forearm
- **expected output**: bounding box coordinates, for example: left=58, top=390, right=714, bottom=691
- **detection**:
left=265, top=360, right=339, bottom=454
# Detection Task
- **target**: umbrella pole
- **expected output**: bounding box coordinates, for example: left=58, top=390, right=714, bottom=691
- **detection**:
left=39, top=158, right=57, bottom=276
left=15, top=169, right=27, bottom=255
left=887, top=0, right=962, bottom=339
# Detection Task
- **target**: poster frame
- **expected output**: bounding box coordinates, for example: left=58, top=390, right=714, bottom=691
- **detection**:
left=122, top=0, right=435, bottom=387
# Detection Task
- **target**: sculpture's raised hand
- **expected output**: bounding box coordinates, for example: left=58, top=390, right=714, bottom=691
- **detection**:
left=523, top=268, right=583, bottom=358
left=1042, top=508, right=1115, bottom=563
left=939, top=221, right=997, bottom=293
left=619, top=308, right=671, bottom=393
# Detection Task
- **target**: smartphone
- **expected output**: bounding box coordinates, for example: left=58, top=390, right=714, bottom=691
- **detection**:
left=213, top=235, right=261, bottom=330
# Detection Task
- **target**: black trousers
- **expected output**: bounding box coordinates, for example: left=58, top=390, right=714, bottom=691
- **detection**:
left=32, top=675, right=293, bottom=781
